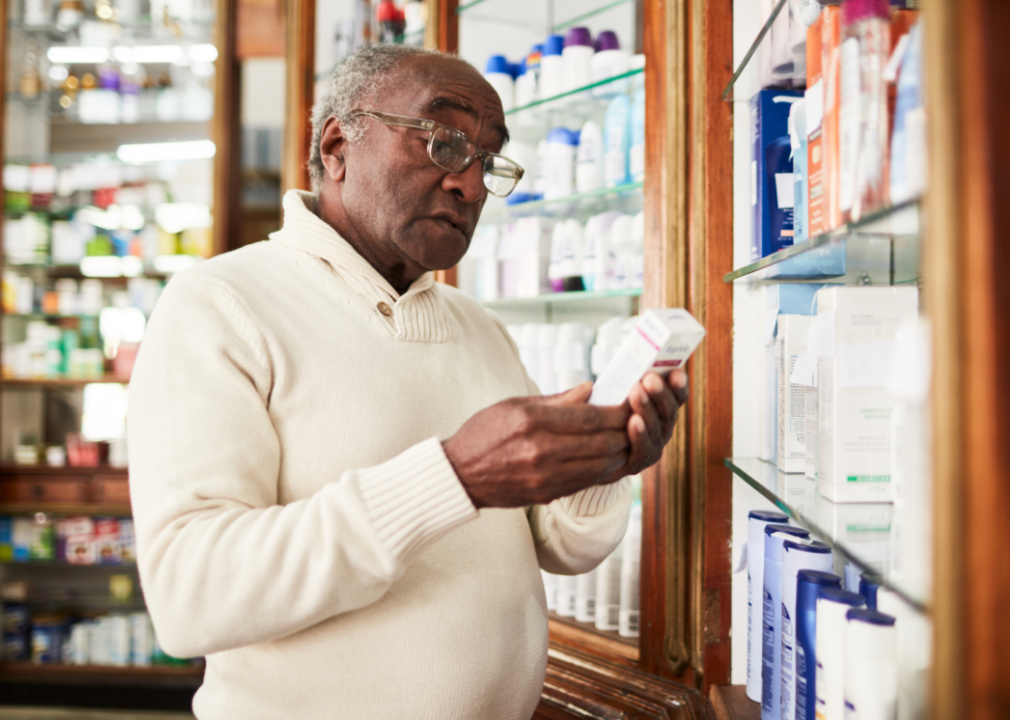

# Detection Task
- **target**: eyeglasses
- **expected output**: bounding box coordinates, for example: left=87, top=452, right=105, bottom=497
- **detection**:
left=344, top=110, right=525, bottom=198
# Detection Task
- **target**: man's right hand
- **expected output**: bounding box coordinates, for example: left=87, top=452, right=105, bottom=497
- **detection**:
left=442, top=383, right=633, bottom=509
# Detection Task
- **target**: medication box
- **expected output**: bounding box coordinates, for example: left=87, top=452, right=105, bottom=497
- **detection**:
left=750, top=88, right=803, bottom=262
left=777, top=315, right=814, bottom=473
left=815, top=286, right=918, bottom=502
left=589, top=309, right=705, bottom=406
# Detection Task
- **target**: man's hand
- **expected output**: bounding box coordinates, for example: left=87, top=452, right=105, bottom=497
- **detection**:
left=443, top=370, right=689, bottom=509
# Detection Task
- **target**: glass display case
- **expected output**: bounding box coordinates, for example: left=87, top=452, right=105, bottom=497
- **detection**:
left=0, top=0, right=236, bottom=698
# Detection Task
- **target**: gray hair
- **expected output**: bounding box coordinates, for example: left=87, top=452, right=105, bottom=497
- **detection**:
left=308, top=44, right=443, bottom=193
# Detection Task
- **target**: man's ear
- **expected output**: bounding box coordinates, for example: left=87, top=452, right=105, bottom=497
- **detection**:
left=319, top=116, right=348, bottom=183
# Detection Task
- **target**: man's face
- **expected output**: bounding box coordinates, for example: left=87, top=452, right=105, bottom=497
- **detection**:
left=327, top=55, right=508, bottom=277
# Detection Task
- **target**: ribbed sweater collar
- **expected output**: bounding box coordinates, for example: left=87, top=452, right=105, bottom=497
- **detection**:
left=271, top=190, right=455, bottom=344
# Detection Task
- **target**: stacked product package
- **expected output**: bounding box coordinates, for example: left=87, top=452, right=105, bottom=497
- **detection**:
left=0, top=515, right=136, bottom=564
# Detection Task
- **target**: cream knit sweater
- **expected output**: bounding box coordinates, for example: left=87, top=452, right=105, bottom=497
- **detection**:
left=127, top=190, right=632, bottom=720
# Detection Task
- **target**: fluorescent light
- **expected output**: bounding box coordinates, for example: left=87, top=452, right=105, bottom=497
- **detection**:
left=47, top=46, right=110, bottom=64
left=114, top=45, right=184, bottom=64
left=117, top=140, right=216, bottom=164
left=189, top=44, right=219, bottom=63
left=81, top=256, right=124, bottom=278
left=153, top=255, right=201, bottom=274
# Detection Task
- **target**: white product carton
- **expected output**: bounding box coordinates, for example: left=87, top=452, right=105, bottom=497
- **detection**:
left=589, top=309, right=705, bottom=406
left=814, top=287, right=918, bottom=502
left=776, top=315, right=814, bottom=473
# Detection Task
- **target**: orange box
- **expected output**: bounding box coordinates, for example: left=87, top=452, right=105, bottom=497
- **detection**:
left=806, top=13, right=826, bottom=237
left=821, top=7, right=842, bottom=232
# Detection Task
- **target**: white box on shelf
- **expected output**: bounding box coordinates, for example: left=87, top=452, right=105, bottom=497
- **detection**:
left=589, top=309, right=705, bottom=407
left=814, top=287, right=919, bottom=502
left=776, top=315, right=814, bottom=473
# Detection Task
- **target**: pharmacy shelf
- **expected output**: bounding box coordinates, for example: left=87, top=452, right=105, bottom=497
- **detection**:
left=0, top=376, right=130, bottom=387
left=12, top=593, right=146, bottom=610
left=551, top=0, right=637, bottom=32
left=725, top=457, right=928, bottom=612
left=481, top=181, right=643, bottom=222
left=7, top=17, right=215, bottom=43
left=0, top=465, right=127, bottom=475
left=458, top=0, right=635, bottom=33
left=721, top=0, right=788, bottom=101
left=0, top=661, right=203, bottom=688
left=481, top=286, right=641, bottom=308
left=723, top=200, right=922, bottom=285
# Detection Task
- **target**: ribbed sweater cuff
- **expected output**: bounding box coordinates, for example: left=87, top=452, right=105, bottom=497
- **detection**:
left=358, top=437, right=478, bottom=562
left=556, top=477, right=631, bottom=517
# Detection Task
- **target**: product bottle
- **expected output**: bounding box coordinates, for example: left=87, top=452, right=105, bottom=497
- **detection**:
left=814, top=589, right=865, bottom=720
left=630, top=211, right=644, bottom=288
left=780, top=540, right=833, bottom=720
left=539, top=34, right=566, bottom=101
left=618, top=502, right=642, bottom=638
left=608, top=214, right=634, bottom=289
left=544, top=127, right=579, bottom=200
left=794, top=570, right=842, bottom=720
left=594, top=542, right=623, bottom=630
left=484, top=55, right=515, bottom=112
left=857, top=571, right=882, bottom=610
left=534, top=139, right=549, bottom=198
left=789, top=100, right=808, bottom=242
left=843, top=610, right=898, bottom=720
left=761, top=525, right=811, bottom=720
left=23, top=0, right=52, bottom=27
left=562, top=26, right=594, bottom=94
left=581, top=215, right=600, bottom=292
left=514, top=59, right=536, bottom=109
left=629, top=54, right=646, bottom=182
left=575, top=120, right=604, bottom=193
left=590, top=211, right=622, bottom=291
left=560, top=219, right=585, bottom=292
left=746, top=511, right=791, bottom=702
left=839, top=0, right=891, bottom=222
left=55, top=0, right=83, bottom=31
left=604, top=94, right=631, bottom=187
left=19, top=43, right=42, bottom=99
left=549, top=222, right=566, bottom=293
left=555, top=574, right=576, bottom=617
left=590, top=30, right=630, bottom=97
left=574, top=569, right=597, bottom=623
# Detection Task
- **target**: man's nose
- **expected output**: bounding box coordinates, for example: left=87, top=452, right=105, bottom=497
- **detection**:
left=441, top=157, right=487, bottom=203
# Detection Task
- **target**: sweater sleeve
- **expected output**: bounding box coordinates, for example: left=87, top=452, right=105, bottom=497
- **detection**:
left=527, top=478, right=633, bottom=575
left=127, top=275, right=478, bottom=659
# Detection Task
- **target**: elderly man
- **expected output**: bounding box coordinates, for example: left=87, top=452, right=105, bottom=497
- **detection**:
left=128, top=45, right=688, bottom=719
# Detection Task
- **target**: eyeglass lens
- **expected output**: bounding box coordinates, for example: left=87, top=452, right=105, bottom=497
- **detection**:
left=429, top=125, right=520, bottom=197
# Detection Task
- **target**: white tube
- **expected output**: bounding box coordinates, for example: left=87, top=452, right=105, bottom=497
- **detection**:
left=815, top=590, right=865, bottom=720
left=844, top=610, right=897, bottom=720
left=618, top=503, right=642, bottom=637
left=556, top=574, right=577, bottom=617
left=595, top=545, right=623, bottom=631
left=575, top=569, right=598, bottom=623
left=746, top=510, right=789, bottom=701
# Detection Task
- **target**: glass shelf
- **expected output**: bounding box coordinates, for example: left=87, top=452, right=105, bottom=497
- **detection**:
left=724, top=200, right=922, bottom=285
left=721, top=0, right=787, bottom=102
left=481, top=286, right=641, bottom=308
left=481, top=181, right=643, bottom=222
left=726, top=457, right=928, bottom=612
left=506, top=67, right=642, bottom=120
left=552, top=0, right=636, bottom=32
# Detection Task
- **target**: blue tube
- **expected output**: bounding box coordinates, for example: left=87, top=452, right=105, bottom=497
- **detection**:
left=858, top=572, right=882, bottom=611
left=795, top=570, right=841, bottom=720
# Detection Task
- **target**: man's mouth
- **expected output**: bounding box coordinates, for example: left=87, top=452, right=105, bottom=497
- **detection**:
left=430, top=214, right=470, bottom=237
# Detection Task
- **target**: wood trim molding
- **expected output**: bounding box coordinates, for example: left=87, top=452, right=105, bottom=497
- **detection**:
left=212, top=0, right=241, bottom=256
left=686, top=0, right=734, bottom=692
left=535, top=646, right=714, bottom=720
left=282, top=0, right=316, bottom=195
left=433, top=0, right=459, bottom=286
left=641, top=0, right=691, bottom=681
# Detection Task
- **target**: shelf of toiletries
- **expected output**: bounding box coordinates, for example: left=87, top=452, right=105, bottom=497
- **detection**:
left=726, top=457, right=925, bottom=611
left=736, top=1, right=924, bottom=290
left=724, top=199, right=921, bottom=285
left=481, top=181, right=643, bottom=222
left=7, top=16, right=215, bottom=41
